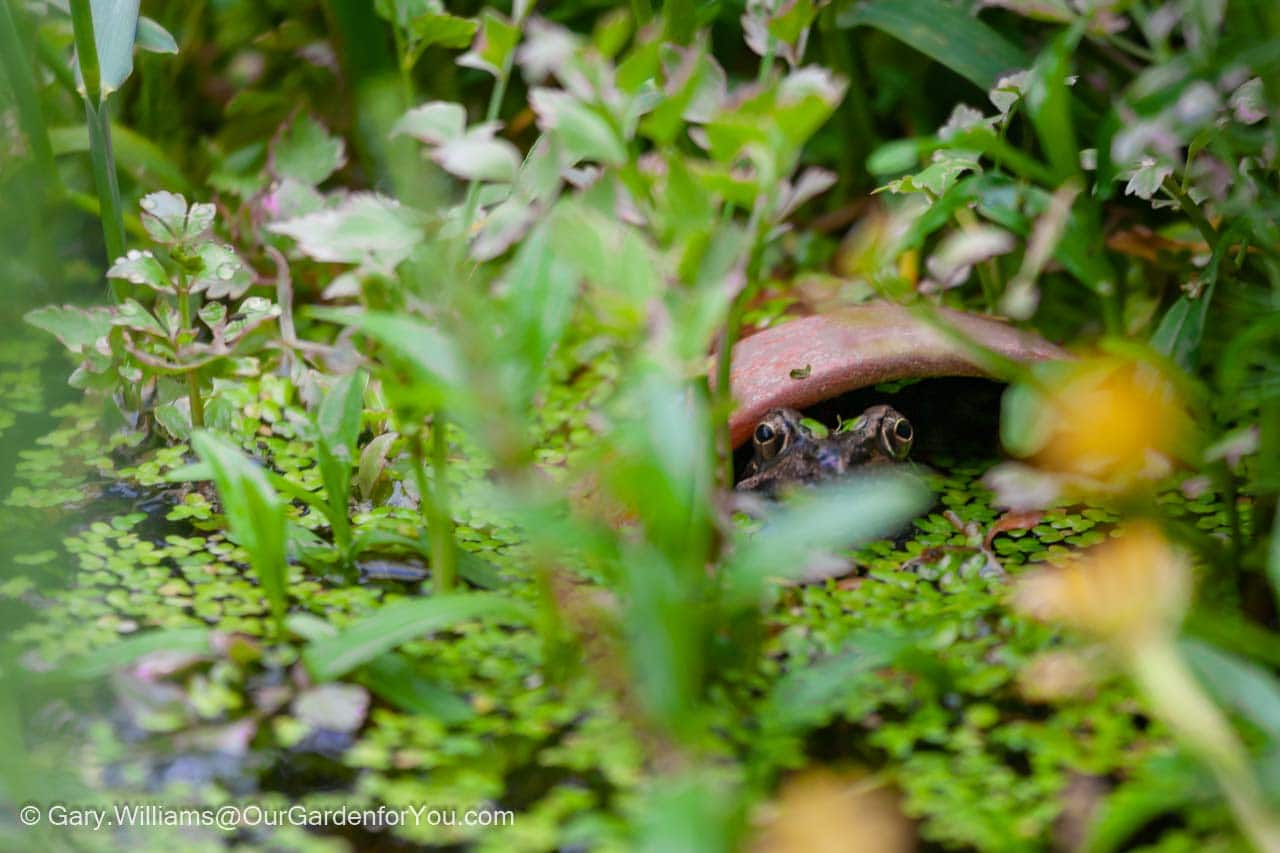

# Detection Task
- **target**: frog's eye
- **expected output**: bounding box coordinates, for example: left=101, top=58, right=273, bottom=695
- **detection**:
left=753, top=419, right=787, bottom=460
left=880, top=417, right=913, bottom=459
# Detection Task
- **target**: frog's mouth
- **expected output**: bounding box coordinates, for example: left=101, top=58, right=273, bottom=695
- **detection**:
left=815, top=444, right=845, bottom=475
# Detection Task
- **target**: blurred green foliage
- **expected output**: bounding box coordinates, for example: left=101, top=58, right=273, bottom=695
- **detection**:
left=2, top=0, right=1280, bottom=850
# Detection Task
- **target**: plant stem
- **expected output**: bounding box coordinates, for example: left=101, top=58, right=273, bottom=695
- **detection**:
left=176, top=280, right=205, bottom=428
left=69, top=0, right=126, bottom=271
left=414, top=425, right=455, bottom=592
left=1163, top=177, right=1217, bottom=249
left=68, top=0, right=100, bottom=102
left=715, top=196, right=770, bottom=489
left=756, top=38, right=775, bottom=84
left=431, top=413, right=455, bottom=590
left=454, top=46, right=518, bottom=270
left=84, top=102, right=127, bottom=270
left=1129, top=641, right=1280, bottom=853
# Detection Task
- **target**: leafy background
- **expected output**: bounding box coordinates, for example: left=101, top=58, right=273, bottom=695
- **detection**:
left=1, top=0, right=1278, bottom=850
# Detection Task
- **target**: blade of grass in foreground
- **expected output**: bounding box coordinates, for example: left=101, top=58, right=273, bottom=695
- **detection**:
left=191, top=431, right=290, bottom=636
left=303, top=594, right=531, bottom=682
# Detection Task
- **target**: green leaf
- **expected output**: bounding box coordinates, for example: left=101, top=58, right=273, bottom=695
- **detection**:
left=191, top=242, right=251, bottom=300
left=317, top=371, right=368, bottom=459
left=457, top=10, right=519, bottom=77
left=113, top=298, right=166, bottom=336
left=762, top=634, right=908, bottom=730
left=310, top=309, right=463, bottom=402
left=302, top=594, right=531, bottom=681
left=272, top=114, right=346, bottom=186
left=198, top=301, right=227, bottom=330
left=433, top=124, right=521, bottom=182
left=24, top=304, right=113, bottom=353
left=500, top=225, right=578, bottom=410
left=1151, top=293, right=1208, bottom=370
left=392, top=102, right=467, bottom=145
left=355, top=653, right=473, bottom=722
left=1023, top=28, right=1082, bottom=182
left=767, top=0, right=820, bottom=51
left=107, top=248, right=169, bottom=291
left=1183, top=639, right=1280, bottom=742
left=530, top=89, right=627, bottom=166
left=85, top=0, right=140, bottom=97
left=135, top=15, right=177, bottom=54
left=1084, top=755, right=1207, bottom=853
left=839, top=0, right=1027, bottom=90
left=357, top=432, right=398, bottom=501
left=407, top=12, right=477, bottom=51
left=190, top=431, right=289, bottom=634
left=267, top=193, right=425, bottom=269
left=139, top=191, right=215, bottom=244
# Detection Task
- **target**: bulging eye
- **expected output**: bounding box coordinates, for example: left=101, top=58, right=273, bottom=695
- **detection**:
left=880, top=416, right=913, bottom=459
left=753, top=417, right=787, bottom=460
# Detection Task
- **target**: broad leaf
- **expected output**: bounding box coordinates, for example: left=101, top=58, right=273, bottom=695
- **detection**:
left=530, top=89, right=627, bottom=166
left=24, top=304, right=113, bottom=353
left=272, top=114, right=346, bottom=187
left=139, top=191, right=215, bottom=244
left=107, top=249, right=169, bottom=291
left=457, top=10, right=519, bottom=77
left=433, top=123, right=521, bottom=182
left=268, top=193, right=425, bottom=269
left=392, top=102, right=467, bottom=145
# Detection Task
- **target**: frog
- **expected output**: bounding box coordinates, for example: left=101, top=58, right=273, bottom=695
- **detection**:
left=735, top=403, right=914, bottom=494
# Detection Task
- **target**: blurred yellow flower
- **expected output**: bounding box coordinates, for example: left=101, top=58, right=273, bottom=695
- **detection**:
left=1017, top=648, right=1105, bottom=703
left=1014, top=522, right=1190, bottom=649
left=1026, top=355, right=1192, bottom=487
left=751, top=769, right=914, bottom=853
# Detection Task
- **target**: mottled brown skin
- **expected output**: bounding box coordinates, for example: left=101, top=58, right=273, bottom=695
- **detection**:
left=736, top=404, right=914, bottom=494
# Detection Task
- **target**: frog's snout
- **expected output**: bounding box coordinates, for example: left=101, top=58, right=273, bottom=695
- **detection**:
left=815, top=445, right=845, bottom=475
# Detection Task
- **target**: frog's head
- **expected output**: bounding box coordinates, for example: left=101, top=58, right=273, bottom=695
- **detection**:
left=834, top=403, right=914, bottom=464
left=736, top=404, right=914, bottom=494
left=746, top=407, right=812, bottom=473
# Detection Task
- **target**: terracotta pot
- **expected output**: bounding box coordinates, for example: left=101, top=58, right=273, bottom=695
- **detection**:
left=725, top=304, right=1068, bottom=448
